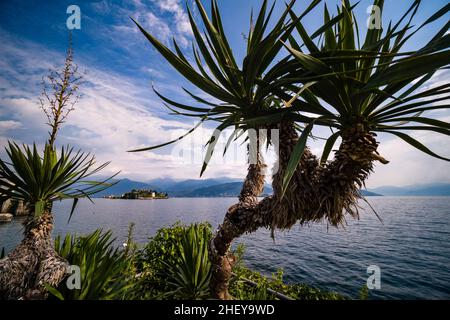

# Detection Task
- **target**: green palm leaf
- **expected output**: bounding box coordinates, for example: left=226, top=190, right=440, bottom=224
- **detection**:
left=0, top=142, right=117, bottom=217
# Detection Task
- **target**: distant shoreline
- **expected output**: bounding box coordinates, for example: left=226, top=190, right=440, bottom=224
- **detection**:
left=96, top=195, right=450, bottom=199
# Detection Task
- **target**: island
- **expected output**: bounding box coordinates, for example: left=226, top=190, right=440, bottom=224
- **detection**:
left=103, top=189, right=168, bottom=200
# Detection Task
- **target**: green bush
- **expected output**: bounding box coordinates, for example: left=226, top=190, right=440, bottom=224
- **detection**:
left=229, top=244, right=346, bottom=300
left=137, top=222, right=345, bottom=300
left=164, top=224, right=212, bottom=299
left=42, top=222, right=348, bottom=300
left=230, top=266, right=346, bottom=300
left=136, top=221, right=212, bottom=299
left=47, top=229, right=138, bottom=300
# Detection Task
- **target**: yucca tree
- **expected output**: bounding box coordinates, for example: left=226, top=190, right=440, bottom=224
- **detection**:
left=132, top=0, right=323, bottom=299
left=245, top=0, right=450, bottom=227
left=0, top=142, right=115, bottom=299
left=133, top=0, right=449, bottom=299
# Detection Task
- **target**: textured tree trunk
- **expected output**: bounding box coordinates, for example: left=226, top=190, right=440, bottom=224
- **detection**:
left=0, top=210, right=68, bottom=299
left=209, top=121, right=386, bottom=299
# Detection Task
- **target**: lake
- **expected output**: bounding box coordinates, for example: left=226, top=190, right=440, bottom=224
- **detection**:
left=1, top=197, right=449, bottom=299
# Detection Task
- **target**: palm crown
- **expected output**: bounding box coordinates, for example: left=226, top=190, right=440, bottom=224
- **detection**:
left=130, top=0, right=325, bottom=170
left=270, top=0, right=450, bottom=171
left=0, top=143, right=116, bottom=219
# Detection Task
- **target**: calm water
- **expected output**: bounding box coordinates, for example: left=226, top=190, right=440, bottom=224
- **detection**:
left=1, top=197, right=449, bottom=299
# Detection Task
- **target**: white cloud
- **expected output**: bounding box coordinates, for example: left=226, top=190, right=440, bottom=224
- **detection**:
left=0, top=30, right=247, bottom=181
left=153, top=0, right=193, bottom=36
left=143, top=67, right=167, bottom=79
left=367, top=128, right=450, bottom=188
left=0, top=120, right=22, bottom=131
left=110, top=0, right=193, bottom=48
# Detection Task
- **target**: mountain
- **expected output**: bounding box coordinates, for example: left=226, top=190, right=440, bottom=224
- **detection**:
left=143, top=178, right=178, bottom=190
left=94, top=178, right=155, bottom=198
left=150, top=177, right=238, bottom=196
left=96, top=177, right=382, bottom=198
left=183, top=182, right=273, bottom=197
left=369, top=183, right=450, bottom=196
left=360, top=190, right=382, bottom=196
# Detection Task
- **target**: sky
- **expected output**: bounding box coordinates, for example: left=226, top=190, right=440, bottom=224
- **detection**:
left=0, top=0, right=449, bottom=187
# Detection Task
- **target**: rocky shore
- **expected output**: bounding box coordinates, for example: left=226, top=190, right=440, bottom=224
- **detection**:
left=0, top=199, right=28, bottom=223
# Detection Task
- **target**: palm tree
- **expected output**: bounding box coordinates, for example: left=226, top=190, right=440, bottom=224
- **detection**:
left=132, top=0, right=449, bottom=299
left=254, top=0, right=450, bottom=227
left=132, top=0, right=321, bottom=299
left=0, top=36, right=116, bottom=299
left=0, top=143, right=116, bottom=299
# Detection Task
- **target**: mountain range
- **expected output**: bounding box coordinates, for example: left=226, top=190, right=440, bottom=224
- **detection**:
left=95, top=178, right=271, bottom=198
left=101, top=177, right=450, bottom=198
left=368, top=183, right=450, bottom=196
left=94, top=177, right=450, bottom=198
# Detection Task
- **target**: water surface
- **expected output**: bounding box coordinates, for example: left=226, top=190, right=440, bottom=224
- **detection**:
left=1, top=197, right=449, bottom=299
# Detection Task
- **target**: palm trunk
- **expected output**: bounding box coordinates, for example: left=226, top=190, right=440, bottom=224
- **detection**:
left=313, top=125, right=385, bottom=225
left=209, top=130, right=270, bottom=299
left=209, top=121, right=386, bottom=299
left=0, top=210, right=68, bottom=299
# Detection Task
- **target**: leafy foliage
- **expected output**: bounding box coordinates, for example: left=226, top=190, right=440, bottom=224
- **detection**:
left=40, top=223, right=347, bottom=300
left=48, top=229, right=137, bottom=300
left=137, top=222, right=343, bottom=300
left=137, top=221, right=212, bottom=299
left=230, top=267, right=345, bottom=300
left=163, top=224, right=212, bottom=299
left=0, top=142, right=117, bottom=217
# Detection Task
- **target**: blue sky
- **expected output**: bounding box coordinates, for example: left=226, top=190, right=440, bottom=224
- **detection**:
left=0, top=0, right=449, bottom=187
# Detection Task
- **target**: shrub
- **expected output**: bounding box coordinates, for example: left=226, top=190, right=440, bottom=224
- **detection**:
left=136, top=221, right=212, bottom=299
left=137, top=222, right=345, bottom=300
left=47, top=229, right=137, bottom=300
left=163, top=224, right=212, bottom=299
left=230, top=245, right=346, bottom=300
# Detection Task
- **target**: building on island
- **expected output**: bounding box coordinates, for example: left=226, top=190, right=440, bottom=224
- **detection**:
left=105, top=189, right=168, bottom=200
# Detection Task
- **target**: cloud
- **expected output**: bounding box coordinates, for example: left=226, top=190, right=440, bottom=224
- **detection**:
left=0, top=120, right=22, bottom=131
left=153, top=0, right=193, bottom=36
left=142, top=67, right=167, bottom=79
left=107, top=0, right=193, bottom=48
left=0, top=29, right=248, bottom=181
left=368, top=128, right=450, bottom=187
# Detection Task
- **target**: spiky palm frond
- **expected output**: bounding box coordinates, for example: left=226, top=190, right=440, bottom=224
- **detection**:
left=0, top=142, right=117, bottom=218
left=48, top=229, right=135, bottom=300
left=163, top=224, right=212, bottom=299
left=268, top=0, right=450, bottom=188
left=130, top=0, right=323, bottom=174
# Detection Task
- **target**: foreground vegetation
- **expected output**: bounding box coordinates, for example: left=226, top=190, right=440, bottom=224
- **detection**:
left=47, top=222, right=347, bottom=300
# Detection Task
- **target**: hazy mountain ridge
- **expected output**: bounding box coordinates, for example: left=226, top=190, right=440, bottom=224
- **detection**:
left=94, top=178, right=450, bottom=198
left=95, top=178, right=387, bottom=198
left=368, top=183, right=450, bottom=196
left=182, top=182, right=273, bottom=197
